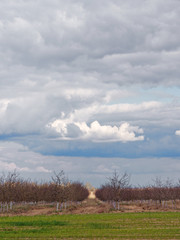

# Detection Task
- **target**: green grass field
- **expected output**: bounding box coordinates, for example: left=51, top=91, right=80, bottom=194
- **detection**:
left=0, top=212, right=179, bottom=239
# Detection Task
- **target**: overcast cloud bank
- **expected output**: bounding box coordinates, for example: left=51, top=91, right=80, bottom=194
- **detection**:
left=0, top=0, right=180, bottom=184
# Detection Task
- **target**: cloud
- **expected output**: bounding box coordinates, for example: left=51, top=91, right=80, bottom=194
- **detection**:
left=0, top=160, right=47, bottom=173
left=0, top=161, right=27, bottom=172
left=0, top=0, right=180, bottom=87
left=34, top=166, right=51, bottom=173
left=0, top=160, right=51, bottom=173
left=0, top=99, right=11, bottom=115
left=1, top=141, right=180, bottom=186
left=0, top=141, right=180, bottom=187
left=175, top=130, right=180, bottom=136
left=0, top=0, right=180, bottom=174
left=0, top=142, right=51, bottom=173
left=49, top=119, right=144, bottom=142
left=71, top=101, right=162, bottom=121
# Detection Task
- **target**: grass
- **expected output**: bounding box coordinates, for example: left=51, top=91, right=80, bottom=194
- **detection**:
left=0, top=212, right=179, bottom=239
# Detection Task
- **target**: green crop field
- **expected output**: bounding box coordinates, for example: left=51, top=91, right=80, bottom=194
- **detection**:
left=0, top=212, right=179, bottom=239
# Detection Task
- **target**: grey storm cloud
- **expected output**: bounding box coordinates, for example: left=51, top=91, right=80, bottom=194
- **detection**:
left=0, top=0, right=180, bottom=86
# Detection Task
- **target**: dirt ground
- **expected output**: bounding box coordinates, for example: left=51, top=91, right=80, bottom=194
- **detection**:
left=67, top=199, right=180, bottom=215
left=1, top=198, right=180, bottom=216
left=88, top=190, right=96, bottom=199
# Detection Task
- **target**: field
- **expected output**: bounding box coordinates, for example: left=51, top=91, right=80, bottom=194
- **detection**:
left=0, top=212, right=179, bottom=239
left=0, top=199, right=180, bottom=239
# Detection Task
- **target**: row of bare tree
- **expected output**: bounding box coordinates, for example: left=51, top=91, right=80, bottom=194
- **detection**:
left=0, top=171, right=89, bottom=211
left=95, top=172, right=180, bottom=208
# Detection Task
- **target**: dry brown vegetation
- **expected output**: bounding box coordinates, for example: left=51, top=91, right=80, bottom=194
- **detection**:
left=0, top=170, right=179, bottom=216
left=0, top=170, right=89, bottom=214
left=95, top=171, right=180, bottom=211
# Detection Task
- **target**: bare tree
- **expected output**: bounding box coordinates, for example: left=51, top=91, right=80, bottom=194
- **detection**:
left=51, top=170, right=68, bottom=186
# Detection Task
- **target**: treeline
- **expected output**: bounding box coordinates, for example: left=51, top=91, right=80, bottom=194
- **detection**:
left=0, top=171, right=89, bottom=212
left=95, top=172, right=180, bottom=210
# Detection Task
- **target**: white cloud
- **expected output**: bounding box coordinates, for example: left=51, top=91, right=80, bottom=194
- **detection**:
left=0, top=160, right=51, bottom=173
left=90, top=101, right=162, bottom=114
left=0, top=142, right=51, bottom=173
left=175, top=130, right=180, bottom=136
left=63, top=88, right=98, bottom=100
left=58, top=101, right=163, bottom=124
left=0, top=160, right=30, bottom=172
left=0, top=99, right=11, bottom=115
left=49, top=119, right=144, bottom=142
left=35, top=166, right=51, bottom=173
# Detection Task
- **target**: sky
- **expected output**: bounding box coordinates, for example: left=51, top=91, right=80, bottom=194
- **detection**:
left=0, top=0, right=180, bottom=187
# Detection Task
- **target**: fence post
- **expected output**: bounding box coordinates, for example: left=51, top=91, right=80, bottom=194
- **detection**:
left=56, top=202, right=59, bottom=211
left=10, top=201, right=13, bottom=210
